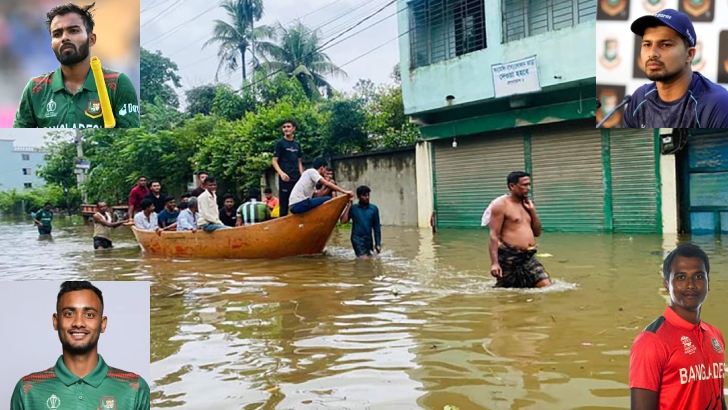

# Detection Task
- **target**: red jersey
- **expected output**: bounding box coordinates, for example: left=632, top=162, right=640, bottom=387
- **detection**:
left=629, top=306, right=725, bottom=410
left=128, top=185, right=150, bottom=213
left=263, top=197, right=279, bottom=209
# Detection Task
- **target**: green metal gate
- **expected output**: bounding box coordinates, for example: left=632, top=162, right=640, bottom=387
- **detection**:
left=531, top=129, right=605, bottom=232
left=683, top=131, right=728, bottom=233
left=433, top=133, right=525, bottom=228
left=609, top=129, right=660, bottom=233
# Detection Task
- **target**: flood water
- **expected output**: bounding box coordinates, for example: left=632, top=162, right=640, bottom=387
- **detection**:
left=2, top=216, right=728, bottom=409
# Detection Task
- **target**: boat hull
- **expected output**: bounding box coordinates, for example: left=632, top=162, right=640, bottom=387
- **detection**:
left=131, top=195, right=349, bottom=259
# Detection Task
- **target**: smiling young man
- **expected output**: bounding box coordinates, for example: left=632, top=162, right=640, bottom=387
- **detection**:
left=10, top=281, right=150, bottom=410
left=623, top=9, right=728, bottom=128
left=629, top=243, right=726, bottom=410
left=13, top=3, right=139, bottom=128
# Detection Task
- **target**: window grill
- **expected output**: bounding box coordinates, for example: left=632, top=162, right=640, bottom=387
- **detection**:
left=409, top=0, right=487, bottom=69
left=502, top=0, right=596, bottom=43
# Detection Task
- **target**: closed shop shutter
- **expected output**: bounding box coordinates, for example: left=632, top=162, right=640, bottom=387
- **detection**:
left=685, top=131, right=728, bottom=233
left=433, top=134, right=525, bottom=228
left=531, top=129, right=605, bottom=232
left=609, top=129, right=659, bottom=233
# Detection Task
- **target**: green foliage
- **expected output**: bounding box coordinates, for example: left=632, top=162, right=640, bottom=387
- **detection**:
left=0, top=185, right=82, bottom=215
left=36, top=131, right=85, bottom=189
left=211, top=85, right=254, bottom=121
left=140, top=48, right=182, bottom=108
left=354, top=81, right=420, bottom=149
left=322, top=98, right=368, bottom=155
left=185, top=85, right=218, bottom=116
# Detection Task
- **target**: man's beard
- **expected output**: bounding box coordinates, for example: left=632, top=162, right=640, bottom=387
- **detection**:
left=59, top=329, right=99, bottom=355
left=54, top=38, right=90, bottom=66
left=645, top=62, right=682, bottom=82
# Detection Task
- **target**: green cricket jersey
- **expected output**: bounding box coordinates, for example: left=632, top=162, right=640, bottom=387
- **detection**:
left=35, top=209, right=53, bottom=227
left=10, top=354, right=150, bottom=410
left=13, top=66, right=140, bottom=129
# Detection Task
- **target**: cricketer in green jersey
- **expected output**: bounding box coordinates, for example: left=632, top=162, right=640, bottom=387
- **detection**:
left=12, top=3, right=139, bottom=129
left=9, top=281, right=150, bottom=410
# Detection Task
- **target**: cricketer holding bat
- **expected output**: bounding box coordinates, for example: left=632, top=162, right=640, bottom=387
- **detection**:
left=12, top=3, right=139, bottom=129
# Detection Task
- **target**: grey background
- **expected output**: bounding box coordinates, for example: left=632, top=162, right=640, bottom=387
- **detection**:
left=0, top=280, right=150, bottom=407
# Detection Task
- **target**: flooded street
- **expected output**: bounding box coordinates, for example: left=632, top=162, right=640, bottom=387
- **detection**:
left=2, top=216, right=728, bottom=409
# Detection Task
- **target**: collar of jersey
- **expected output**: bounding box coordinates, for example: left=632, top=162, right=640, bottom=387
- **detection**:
left=53, top=354, right=109, bottom=387
left=51, top=66, right=98, bottom=94
left=663, top=306, right=708, bottom=331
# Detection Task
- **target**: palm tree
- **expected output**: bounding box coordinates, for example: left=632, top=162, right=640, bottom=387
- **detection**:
left=203, top=0, right=272, bottom=83
left=255, top=20, right=347, bottom=98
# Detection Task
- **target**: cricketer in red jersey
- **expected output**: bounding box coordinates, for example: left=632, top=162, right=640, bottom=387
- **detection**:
left=629, top=243, right=726, bottom=410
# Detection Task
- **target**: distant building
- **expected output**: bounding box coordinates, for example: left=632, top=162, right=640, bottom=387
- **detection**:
left=0, top=139, right=48, bottom=191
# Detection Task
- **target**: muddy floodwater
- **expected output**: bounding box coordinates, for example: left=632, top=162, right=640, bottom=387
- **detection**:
left=2, top=216, right=727, bottom=409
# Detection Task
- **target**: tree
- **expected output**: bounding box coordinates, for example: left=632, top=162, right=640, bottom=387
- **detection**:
left=203, top=0, right=272, bottom=83
left=36, top=131, right=84, bottom=189
left=256, top=21, right=346, bottom=99
left=141, top=48, right=182, bottom=108
left=322, top=98, right=368, bottom=155
left=185, top=85, right=219, bottom=116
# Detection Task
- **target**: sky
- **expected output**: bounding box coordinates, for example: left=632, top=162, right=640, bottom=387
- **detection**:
left=140, top=0, right=402, bottom=108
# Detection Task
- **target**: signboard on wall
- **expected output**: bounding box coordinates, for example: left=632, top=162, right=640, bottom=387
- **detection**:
left=491, top=55, right=541, bottom=98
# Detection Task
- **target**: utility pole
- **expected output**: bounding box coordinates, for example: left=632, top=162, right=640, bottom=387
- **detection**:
left=73, top=129, right=89, bottom=204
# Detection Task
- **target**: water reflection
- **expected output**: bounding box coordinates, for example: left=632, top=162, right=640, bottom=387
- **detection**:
left=2, top=216, right=728, bottom=409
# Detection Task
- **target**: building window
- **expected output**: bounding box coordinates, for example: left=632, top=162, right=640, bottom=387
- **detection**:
left=22, top=168, right=32, bottom=175
left=409, top=0, right=487, bottom=69
left=502, top=0, right=596, bottom=43
left=24, top=183, right=32, bottom=189
left=22, top=154, right=30, bottom=161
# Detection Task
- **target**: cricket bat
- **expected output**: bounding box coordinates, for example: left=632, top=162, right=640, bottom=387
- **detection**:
left=90, top=56, right=116, bottom=128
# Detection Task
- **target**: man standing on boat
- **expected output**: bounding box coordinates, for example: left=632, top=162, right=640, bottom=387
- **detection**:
left=629, top=243, right=725, bottom=410
left=197, top=177, right=230, bottom=232
left=190, top=171, right=209, bottom=197
left=340, top=185, right=382, bottom=259
left=488, top=171, right=551, bottom=288
left=127, top=176, right=149, bottom=218
left=272, top=119, right=303, bottom=217
left=289, top=157, right=353, bottom=214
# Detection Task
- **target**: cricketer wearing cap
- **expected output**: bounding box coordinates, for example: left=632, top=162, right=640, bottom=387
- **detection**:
left=12, top=3, right=139, bottom=129
left=629, top=243, right=726, bottom=410
left=624, top=9, right=728, bottom=128
left=9, top=281, right=150, bottom=410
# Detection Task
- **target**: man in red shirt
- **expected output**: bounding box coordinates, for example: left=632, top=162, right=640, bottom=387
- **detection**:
left=630, top=243, right=726, bottom=410
left=127, top=176, right=150, bottom=217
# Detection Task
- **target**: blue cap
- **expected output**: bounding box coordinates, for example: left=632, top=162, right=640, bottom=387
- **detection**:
left=631, top=9, right=696, bottom=47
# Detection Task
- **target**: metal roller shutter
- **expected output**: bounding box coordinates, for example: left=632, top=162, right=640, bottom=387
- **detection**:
left=433, top=134, right=525, bottom=228
left=685, top=132, right=728, bottom=233
left=609, top=129, right=659, bottom=233
left=531, top=129, right=605, bottom=232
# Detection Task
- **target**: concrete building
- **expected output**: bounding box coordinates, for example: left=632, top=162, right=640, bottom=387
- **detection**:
left=396, top=0, right=666, bottom=234
left=0, top=139, right=48, bottom=191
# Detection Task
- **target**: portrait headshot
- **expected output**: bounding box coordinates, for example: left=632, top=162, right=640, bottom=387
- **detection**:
left=0, top=280, right=150, bottom=409
left=0, top=0, right=140, bottom=128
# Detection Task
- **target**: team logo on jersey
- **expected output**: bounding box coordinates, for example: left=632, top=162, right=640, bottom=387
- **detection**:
left=596, top=88, right=622, bottom=128
left=45, top=98, right=58, bottom=118
left=681, top=335, right=697, bottom=355
left=600, top=0, right=628, bottom=16
left=46, top=394, right=61, bottom=409
left=99, top=396, right=117, bottom=409
left=643, top=0, right=665, bottom=12
left=691, top=41, right=706, bottom=71
left=600, top=38, right=621, bottom=69
left=85, top=99, right=102, bottom=118
left=682, top=0, right=711, bottom=17
left=711, top=337, right=723, bottom=353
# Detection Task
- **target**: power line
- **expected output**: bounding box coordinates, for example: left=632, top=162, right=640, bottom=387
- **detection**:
left=291, top=0, right=348, bottom=24
left=142, top=3, right=221, bottom=46
left=141, top=0, right=188, bottom=29
left=317, top=0, right=395, bottom=51
left=320, top=0, right=392, bottom=39
left=141, top=0, right=174, bottom=14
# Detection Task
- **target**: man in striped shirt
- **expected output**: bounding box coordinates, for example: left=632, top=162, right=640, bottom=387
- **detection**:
left=236, top=187, right=271, bottom=226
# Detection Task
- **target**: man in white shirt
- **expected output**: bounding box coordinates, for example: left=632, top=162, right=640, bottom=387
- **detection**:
left=289, top=157, right=353, bottom=214
left=197, top=177, right=230, bottom=232
left=133, top=198, right=162, bottom=235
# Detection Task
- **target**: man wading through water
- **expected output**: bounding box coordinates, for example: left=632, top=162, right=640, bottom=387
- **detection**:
left=488, top=171, right=552, bottom=288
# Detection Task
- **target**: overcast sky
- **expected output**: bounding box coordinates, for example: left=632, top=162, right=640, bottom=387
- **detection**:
left=1, top=0, right=402, bottom=147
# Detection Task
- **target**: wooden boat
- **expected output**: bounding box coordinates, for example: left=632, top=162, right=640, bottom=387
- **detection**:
left=130, top=195, right=349, bottom=259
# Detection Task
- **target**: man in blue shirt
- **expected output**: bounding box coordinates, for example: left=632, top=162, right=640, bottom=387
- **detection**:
left=157, top=197, right=179, bottom=230
left=624, top=9, right=728, bottom=128
left=340, top=185, right=382, bottom=259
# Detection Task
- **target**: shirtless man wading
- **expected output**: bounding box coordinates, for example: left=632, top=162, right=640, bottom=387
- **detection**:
left=488, top=171, right=552, bottom=288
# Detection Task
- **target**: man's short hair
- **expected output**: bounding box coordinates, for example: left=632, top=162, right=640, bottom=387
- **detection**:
left=164, top=196, right=175, bottom=204
left=138, top=175, right=147, bottom=181
left=44, top=202, right=53, bottom=207
left=196, top=170, right=209, bottom=177
left=178, top=201, right=189, bottom=210
left=662, top=242, right=710, bottom=281
left=46, top=2, right=96, bottom=35
left=181, top=192, right=192, bottom=199
left=96, top=200, right=106, bottom=207
left=280, top=119, right=298, bottom=128
left=313, top=157, right=328, bottom=170
left=188, top=197, right=198, bottom=207
left=140, top=198, right=154, bottom=210
left=149, top=180, right=161, bottom=187
left=204, top=176, right=217, bottom=185
left=643, top=23, right=691, bottom=49
left=263, top=187, right=273, bottom=194
left=223, top=193, right=235, bottom=201
left=57, top=281, right=103, bottom=313
left=507, top=171, right=531, bottom=187
left=356, top=185, right=371, bottom=197
left=248, top=187, right=261, bottom=201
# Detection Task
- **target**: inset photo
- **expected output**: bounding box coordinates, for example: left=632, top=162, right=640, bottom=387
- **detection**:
left=596, top=0, right=728, bottom=128
left=0, top=0, right=140, bottom=129
left=0, top=280, right=150, bottom=410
